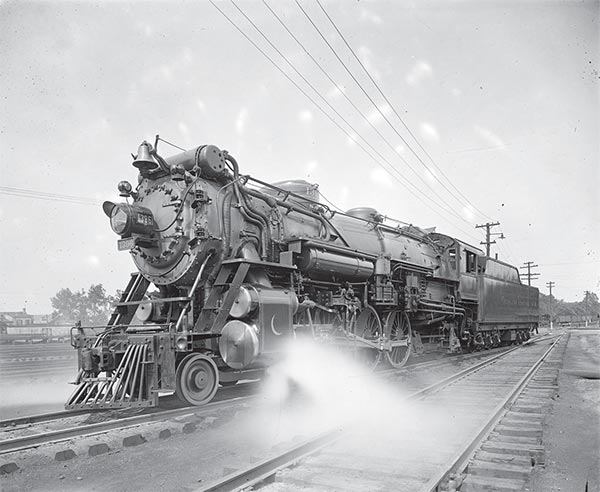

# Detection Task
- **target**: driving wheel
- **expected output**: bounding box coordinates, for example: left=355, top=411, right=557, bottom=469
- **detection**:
left=354, top=305, right=383, bottom=369
left=384, top=309, right=412, bottom=368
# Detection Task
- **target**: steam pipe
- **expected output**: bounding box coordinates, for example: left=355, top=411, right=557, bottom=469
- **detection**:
left=418, top=300, right=465, bottom=313
left=224, top=153, right=270, bottom=260
left=233, top=184, right=267, bottom=259
left=224, top=151, right=239, bottom=180
left=244, top=188, right=334, bottom=243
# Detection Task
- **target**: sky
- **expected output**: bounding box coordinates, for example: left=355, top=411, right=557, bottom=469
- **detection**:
left=0, top=0, right=598, bottom=314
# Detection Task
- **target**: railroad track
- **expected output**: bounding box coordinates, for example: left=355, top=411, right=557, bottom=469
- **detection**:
left=0, top=394, right=255, bottom=456
left=1, top=333, right=547, bottom=430
left=0, top=334, right=553, bottom=460
left=193, top=334, right=563, bottom=492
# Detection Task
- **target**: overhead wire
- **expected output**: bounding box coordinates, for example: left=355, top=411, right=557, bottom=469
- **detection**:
left=314, top=0, right=494, bottom=222
left=212, top=0, right=481, bottom=242
left=293, top=0, right=480, bottom=227
left=263, top=0, right=468, bottom=224
left=0, top=187, right=102, bottom=206
left=231, top=0, right=469, bottom=225
left=260, top=0, right=480, bottom=230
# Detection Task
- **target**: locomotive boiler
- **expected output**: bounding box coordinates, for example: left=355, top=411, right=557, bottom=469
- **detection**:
left=66, top=139, right=538, bottom=409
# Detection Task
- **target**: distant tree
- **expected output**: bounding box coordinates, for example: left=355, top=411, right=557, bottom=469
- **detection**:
left=51, top=284, right=117, bottom=326
left=581, top=290, right=600, bottom=318
left=539, top=290, right=600, bottom=324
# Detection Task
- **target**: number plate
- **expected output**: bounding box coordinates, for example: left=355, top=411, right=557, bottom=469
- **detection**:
left=118, top=237, right=136, bottom=251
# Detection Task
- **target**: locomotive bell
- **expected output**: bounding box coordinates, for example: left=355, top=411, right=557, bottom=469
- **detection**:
left=132, top=141, right=158, bottom=171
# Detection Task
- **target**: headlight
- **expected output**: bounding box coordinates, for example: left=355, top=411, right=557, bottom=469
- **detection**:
left=110, top=206, right=130, bottom=235
left=102, top=201, right=155, bottom=238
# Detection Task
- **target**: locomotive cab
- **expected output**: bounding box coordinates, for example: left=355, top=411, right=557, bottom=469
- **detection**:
left=457, top=241, right=482, bottom=302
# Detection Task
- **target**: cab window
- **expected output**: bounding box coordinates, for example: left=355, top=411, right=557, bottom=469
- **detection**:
left=466, top=251, right=477, bottom=273
left=448, top=248, right=457, bottom=269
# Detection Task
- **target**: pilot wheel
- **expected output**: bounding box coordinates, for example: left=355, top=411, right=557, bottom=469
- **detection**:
left=175, top=353, right=219, bottom=406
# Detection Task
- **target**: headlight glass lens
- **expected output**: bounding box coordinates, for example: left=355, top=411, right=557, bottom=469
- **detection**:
left=110, top=207, right=129, bottom=235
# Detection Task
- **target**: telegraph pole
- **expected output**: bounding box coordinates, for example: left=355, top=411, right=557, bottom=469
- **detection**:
left=547, top=281, right=555, bottom=332
left=519, top=261, right=540, bottom=286
left=475, top=221, right=503, bottom=257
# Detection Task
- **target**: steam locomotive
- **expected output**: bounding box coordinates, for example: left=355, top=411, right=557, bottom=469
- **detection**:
left=66, top=139, right=539, bottom=409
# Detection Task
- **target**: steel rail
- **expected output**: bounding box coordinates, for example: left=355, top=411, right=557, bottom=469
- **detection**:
left=0, top=409, right=93, bottom=430
left=0, top=395, right=254, bottom=456
left=0, top=333, right=556, bottom=457
left=420, top=334, right=564, bottom=492
left=197, top=429, right=346, bottom=492
left=374, top=331, right=555, bottom=378
left=0, top=334, right=550, bottom=430
left=193, top=338, right=547, bottom=492
left=0, top=347, right=507, bottom=432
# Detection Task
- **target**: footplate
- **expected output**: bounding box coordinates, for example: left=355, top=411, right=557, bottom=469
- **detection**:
left=66, top=342, right=158, bottom=409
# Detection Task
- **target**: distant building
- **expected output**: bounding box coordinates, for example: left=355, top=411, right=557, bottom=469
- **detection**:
left=556, top=314, right=598, bottom=326
left=0, top=309, right=73, bottom=342
left=0, top=308, right=34, bottom=326
left=0, top=309, right=68, bottom=326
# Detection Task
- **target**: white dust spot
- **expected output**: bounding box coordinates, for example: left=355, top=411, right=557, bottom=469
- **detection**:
left=178, top=122, right=189, bottom=139
left=298, top=110, right=313, bottom=123
left=406, top=61, right=433, bottom=86
left=305, top=161, right=318, bottom=174
left=463, top=205, right=475, bottom=220
left=236, top=108, right=248, bottom=134
left=370, top=167, right=394, bottom=188
left=360, top=9, right=383, bottom=25
left=366, top=104, right=391, bottom=125
left=159, top=64, right=173, bottom=82
left=425, top=168, right=436, bottom=183
left=474, top=125, right=506, bottom=149
left=327, top=84, right=346, bottom=99
left=420, top=122, right=440, bottom=143
left=87, top=255, right=100, bottom=267
left=358, top=45, right=381, bottom=81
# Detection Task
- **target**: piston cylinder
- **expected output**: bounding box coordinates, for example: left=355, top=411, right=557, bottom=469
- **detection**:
left=220, top=285, right=299, bottom=369
left=296, top=248, right=373, bottom=281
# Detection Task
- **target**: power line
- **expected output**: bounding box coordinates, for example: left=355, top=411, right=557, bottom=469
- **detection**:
left=0, top=187, right=102, bottom=206
left=277, top=0, right=470, bottom=224
left=210, top=1, right=481, bottom=242
left=538, top=260, right=600, bottom=267
left=233, top=0, right=468, bottom=225
left=221, top=2, right=448, bottom=218
left=260, top=0, right=482, bottom=234
left=306, top=0, right=492, bottom=221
